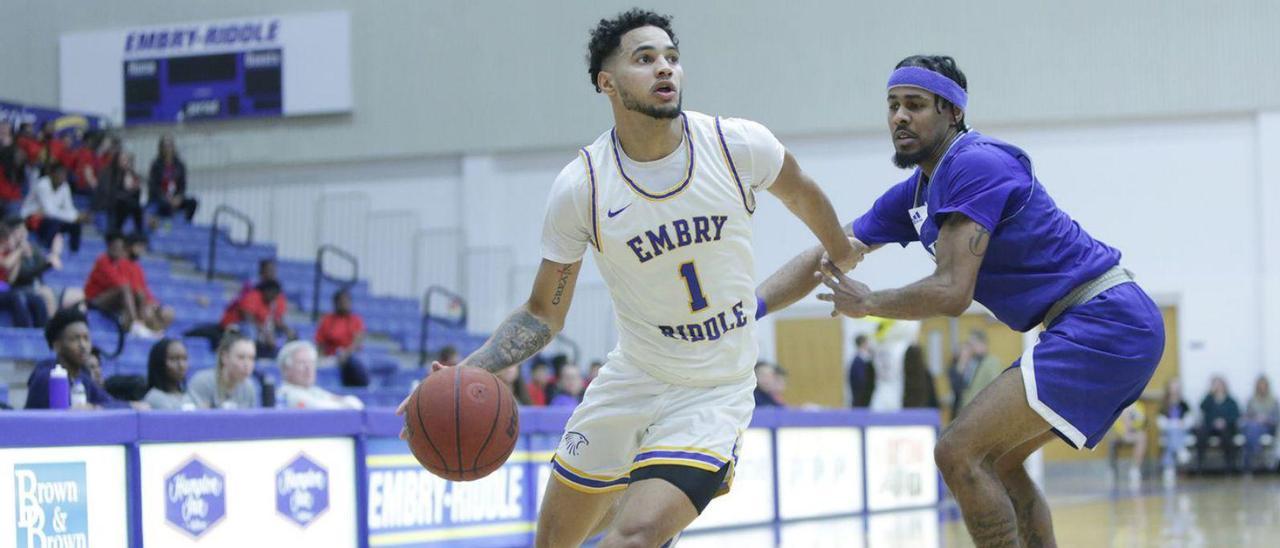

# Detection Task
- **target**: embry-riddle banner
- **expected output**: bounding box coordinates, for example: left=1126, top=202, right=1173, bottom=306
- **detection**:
left=60, top=11, right=352, bottom=126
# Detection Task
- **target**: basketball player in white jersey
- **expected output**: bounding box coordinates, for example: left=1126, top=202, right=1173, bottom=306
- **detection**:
left=398, top=9, right=859, bottom=547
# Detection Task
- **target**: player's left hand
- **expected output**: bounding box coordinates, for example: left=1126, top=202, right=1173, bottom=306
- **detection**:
left=815, top=260, right=873, bottom=318
left=823, top=237, right=867, bottom=273
left=396, top=361, right=450, bottom=440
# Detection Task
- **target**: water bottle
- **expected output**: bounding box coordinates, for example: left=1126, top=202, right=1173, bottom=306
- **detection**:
left=70, top=381, right=87, bottom=408
left=261, top=376, right=277, bottom=408
left=48, top=364, right=70, bottom=410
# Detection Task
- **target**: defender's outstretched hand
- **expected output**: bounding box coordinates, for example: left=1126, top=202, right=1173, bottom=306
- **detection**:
left=815, top=260, right=874, bottom=318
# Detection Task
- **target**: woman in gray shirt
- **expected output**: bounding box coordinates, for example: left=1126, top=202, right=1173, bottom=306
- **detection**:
left=143, top=338, right=190, bottom=410
left=186, top=333, right=259, bottom=409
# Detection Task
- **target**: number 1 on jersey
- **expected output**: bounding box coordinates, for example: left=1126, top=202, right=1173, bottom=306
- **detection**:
left=679, top=261, right=709, bottom=312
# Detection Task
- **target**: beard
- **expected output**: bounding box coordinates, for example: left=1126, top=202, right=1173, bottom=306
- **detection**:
left=892, top=147, right=931, bottom=169
left=619, top=86, right=682, bottom=119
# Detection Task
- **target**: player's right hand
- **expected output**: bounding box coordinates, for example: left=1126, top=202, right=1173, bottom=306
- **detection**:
left=396, top=361, right=450, bottom=440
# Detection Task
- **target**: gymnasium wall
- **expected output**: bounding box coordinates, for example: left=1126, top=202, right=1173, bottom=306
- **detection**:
left=4, top=0, right=1280, bottom=165
left=176, top=112, right=1280, bottom=401
left=6, top=1, right=1279, bottom=399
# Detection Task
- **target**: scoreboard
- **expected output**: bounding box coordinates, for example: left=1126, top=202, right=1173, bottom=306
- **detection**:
left=61, top=12, right=350, bottom=126
left=124, top=49, right=283, bottom=124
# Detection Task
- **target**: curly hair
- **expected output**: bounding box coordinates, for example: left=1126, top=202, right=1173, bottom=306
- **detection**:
left=895, top=55, right=969, bottom=131
left=586, top=9, right=678, bottom=92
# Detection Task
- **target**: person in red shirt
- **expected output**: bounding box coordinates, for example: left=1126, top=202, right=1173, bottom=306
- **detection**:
left=220, top=280, right=294, bottom=358
left=123, top=234, right=174, bottom=333
left=315, top=288, right=369, bottom=387
left=84, top=232, right=157, bottom=337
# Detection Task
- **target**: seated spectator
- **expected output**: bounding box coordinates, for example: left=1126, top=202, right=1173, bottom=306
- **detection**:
left=67, top=130, right=103, bottom=195
left=1242, top=375, right=1279, bottom=472
left=1156, top=377, right=1194, bottom=483
left=235, top=258, right=279, bottom=303
left=0, top=141, right=24, bottom=217
left=21, top=162, right=87, bottom=252
left=437, top=345, right=460, bottom=366
left=186, top=333, right=258, bottom=409
left=849, top=334, right=875, bottom=409
left=122, top=233, right=174, bottom=333
left=316, top=288, right=369, bottom=387
left=219, top=280, right=294, bottom=358
left=25, top=307, right=115, bottom=409
left=144, top=338, right=190, bottom=410
left=526, top=360, right=553, bottom=406
left=277, top=341, right=363, bottom=410
left=753, top=361, right=785, bottom=407
left=148, top=134, right=198, bottom=222
left=100, top=150, right=145, bottom=234
left=497, top=365, right=532, bottom=406
left=84, top=232, right=159, bottom=337
left=548, top=364, right=584, bottom=408
left=1, top=219, right=53, bottom=327
left=1109, top=402, right=1147, bottom=485
left=584, top=359, right=603, bottom=390
left=1196, top=376, right=1241, bottom=472
left=902, top=344, right=939, bottom=409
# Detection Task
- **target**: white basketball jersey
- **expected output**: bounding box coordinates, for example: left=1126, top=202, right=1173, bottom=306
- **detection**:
left=542, top=111, right=783, bottom=387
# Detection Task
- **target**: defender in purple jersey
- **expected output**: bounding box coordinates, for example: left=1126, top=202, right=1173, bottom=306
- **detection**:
left=757, top=56, right=1164, bottom=547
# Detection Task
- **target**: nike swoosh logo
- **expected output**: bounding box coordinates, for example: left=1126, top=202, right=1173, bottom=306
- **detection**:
left=607, top=204, right=632, bottom=218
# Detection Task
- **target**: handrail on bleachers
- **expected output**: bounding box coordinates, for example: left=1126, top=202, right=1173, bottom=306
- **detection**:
left=312, top=244, right=360, bottom=323
left=419, top=285, right=467, bottom=367
left=207, top=205, right=255, bottom=282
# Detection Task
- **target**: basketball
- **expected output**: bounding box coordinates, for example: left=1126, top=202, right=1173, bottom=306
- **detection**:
left=403, top=366, right=520, bottom=482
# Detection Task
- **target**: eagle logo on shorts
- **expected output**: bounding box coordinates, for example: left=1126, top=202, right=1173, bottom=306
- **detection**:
left=562, top=431, right=589, bottom=456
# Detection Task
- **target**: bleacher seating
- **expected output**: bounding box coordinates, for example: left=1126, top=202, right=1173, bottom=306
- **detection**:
left=1, top=215, right=487, bottom=408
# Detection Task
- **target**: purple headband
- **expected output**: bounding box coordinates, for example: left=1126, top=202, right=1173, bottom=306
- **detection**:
left=887, top=66, right=967, bottom=110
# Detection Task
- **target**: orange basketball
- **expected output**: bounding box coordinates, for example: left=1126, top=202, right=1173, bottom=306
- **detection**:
left=403, top=366, right=520, bottom=481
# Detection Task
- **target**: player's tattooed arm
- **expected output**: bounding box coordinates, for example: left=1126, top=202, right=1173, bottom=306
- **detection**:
left=459, top=259, right=581, bottom=373
left=817, top=214, right=986, bottom=319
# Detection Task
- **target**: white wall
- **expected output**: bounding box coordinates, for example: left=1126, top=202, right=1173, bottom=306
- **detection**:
left=187, top=112, right=1278, bottom=400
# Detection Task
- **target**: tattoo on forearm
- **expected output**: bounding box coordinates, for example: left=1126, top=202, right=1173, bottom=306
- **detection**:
left=968, top=226, right=990, bottom=256
left=468, top=310, right=552, bottom=373
left=551, top=264, right=574, bottom=305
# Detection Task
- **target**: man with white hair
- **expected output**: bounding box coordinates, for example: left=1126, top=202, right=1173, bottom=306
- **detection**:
left=277, top=340, right=363, bottom=410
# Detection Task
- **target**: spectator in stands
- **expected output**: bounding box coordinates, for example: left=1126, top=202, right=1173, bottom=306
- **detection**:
left=21, top=162, right=87, bottom=253
left=219, top=280, right=294, bottom=358
left=85, top=232, right=158, bottom=337
left=1, top=219, right=53, bottom=327
left=143, top=338, right=189, bottom=410
left=148, top=134, right=198, bottom=222
left=0, top=120, right=11, bottom=148
left=1157, top=377, right=1194, bottom=483
left=237, top=258, right=279, bottom=302
left=902, top=345, right=939, bottom=409
left=5, top=218, right=60, bottom=318
left=100, top=150, right=145, bottom=234
left=0, top=142, right=24, bottom=216
left=527, top=360, right=553, bottom=406
left=1242, top=375, right=1279, bottom=472
left=316, top=287, right=369, bottom=387
left=186, top=333, right=259, bottom=409
left=849, top=333, right=875, bottom=408
left=123, top=234, right=174, bottom=333
left=25, top=307, right=114, bottom=409
left=753, top=361, right=784, bottom=407
left=584, top=360, right=604, bottom=390
left=437, top=345, right=460, bottom=366
left=17, top=122, right=64, bottom=176
left=948, top=330, right=1002, bottom=416
left=277, top=341, right=363, bottom=410
left=549, top=365, right=585, bottom=408
left=1109, top=403, right=1147, bottom=485
left=1196, top=376, right=1241, bottom=472
left=497, top=365, right=533, bottom=406
left=68, top=130, right=103, bottom=195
